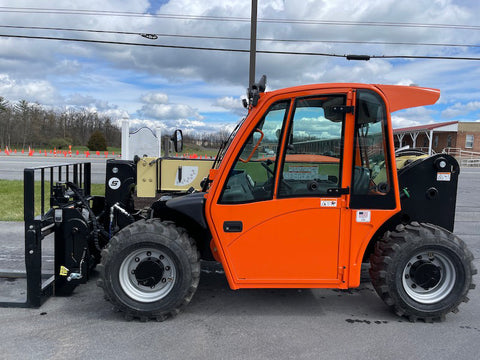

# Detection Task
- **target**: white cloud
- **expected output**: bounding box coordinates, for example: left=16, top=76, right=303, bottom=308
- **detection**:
left=141, top=93, right=169, bottom=104
left=140, top=103, right=201, bottom=120
left=138, top=91, right=202, bottom=120
left=391, top=116, right=422, bottom=129
left=214, top=96, right=243, bottom=110
left=0, top=0, right=479, bottom=134
left=98, top=108, right=129, bottom=119
left=392, top=106, right=437, bottom=128
left=125, top=117, right=236, bottom=136
left=0, top=73, right=59, bottom=104
left=442, top=101, right=480, bottom=119
left=395, top=79, right=417, bottom=86
left=213, top=96, right=247, bottom=116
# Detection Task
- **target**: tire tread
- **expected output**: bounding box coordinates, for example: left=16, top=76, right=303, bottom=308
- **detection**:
left=370, top=222, right=475, bottom=322
left=97, top=219, right=200, bottom=321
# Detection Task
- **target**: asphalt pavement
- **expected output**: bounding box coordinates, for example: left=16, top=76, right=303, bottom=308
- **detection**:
left=0, top=153, right=108, bottom=184
left=0, top=167, right=479, bottom=360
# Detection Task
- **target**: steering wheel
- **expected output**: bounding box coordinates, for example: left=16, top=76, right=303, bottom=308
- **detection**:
left=261, top=159, right=292, bottom=190
left=261, top=159, right=275, bottom=177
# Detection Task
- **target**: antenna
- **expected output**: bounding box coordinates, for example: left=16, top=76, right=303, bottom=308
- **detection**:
left=248, top=0, right=258, bottom=89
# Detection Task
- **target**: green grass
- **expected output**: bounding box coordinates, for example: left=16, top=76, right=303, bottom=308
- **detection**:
left=0, top=180, right=105, bottom=222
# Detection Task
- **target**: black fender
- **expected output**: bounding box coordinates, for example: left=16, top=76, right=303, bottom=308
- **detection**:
left=151, top=192, right=214, bottom=260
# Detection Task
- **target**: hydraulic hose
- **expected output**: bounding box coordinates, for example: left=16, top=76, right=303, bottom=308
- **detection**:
left=66, top=181, right=109, bottom=251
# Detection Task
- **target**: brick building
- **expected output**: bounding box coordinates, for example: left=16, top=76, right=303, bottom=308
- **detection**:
left=393, top=121, right=480, bottom=155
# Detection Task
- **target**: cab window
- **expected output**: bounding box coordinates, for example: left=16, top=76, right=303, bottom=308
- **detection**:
left=278, top=95, right=345, bottom=197
left=219, top=100, right=290, bottom=204
left=350, top=90, right=395, bottom=209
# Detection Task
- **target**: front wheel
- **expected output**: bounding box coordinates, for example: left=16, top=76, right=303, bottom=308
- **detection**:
left=370, top=222, right=476, bottom=322
left=97, top=219, right=200, bottom=321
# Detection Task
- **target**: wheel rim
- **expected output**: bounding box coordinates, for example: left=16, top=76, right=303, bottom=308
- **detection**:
left=119, top=247, right=176, bottom=303
left=402, top=250, right=456, bottom=304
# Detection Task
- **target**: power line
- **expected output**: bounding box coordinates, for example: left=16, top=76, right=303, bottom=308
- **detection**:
left=1, top=24, right=480, bottom=49
left=1, top=33, right=480, bottom=61
left=0, top=6, right=480, bottom=31
left=371, top=54, right=480, bottom=60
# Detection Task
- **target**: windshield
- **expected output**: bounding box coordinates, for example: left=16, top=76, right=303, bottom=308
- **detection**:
left=213, top=116, right=246, bottom=169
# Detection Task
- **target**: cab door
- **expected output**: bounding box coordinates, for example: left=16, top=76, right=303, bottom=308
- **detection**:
left=207, top=90, right=354, bottom=287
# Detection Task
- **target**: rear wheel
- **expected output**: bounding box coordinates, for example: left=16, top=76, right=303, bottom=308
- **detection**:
left=97, top=219, right=200, bottom=321
left=370, top=222, right=476, bottom=322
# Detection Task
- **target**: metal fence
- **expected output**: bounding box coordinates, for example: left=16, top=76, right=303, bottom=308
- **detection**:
left=443, top=148, right=480, bottom=167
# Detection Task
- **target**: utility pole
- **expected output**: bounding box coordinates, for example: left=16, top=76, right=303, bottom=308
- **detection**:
left=249, top=0, right=258, bottom=89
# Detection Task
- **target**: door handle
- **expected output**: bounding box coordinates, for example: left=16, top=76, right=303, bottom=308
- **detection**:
left=223, top=221, right=243, bottom=233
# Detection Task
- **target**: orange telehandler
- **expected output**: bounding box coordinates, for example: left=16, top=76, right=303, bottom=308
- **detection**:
left=96, top=76, right=475, bottom=322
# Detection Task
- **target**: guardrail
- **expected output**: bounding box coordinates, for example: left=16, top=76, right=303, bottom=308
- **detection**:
left=443, top=147, right=480, bottom=158
left=443, top=148, right=480, bottom=167
left=461, top=159, right=480, bottom=167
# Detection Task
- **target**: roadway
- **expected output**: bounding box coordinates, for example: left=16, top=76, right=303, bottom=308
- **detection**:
left=0, top=154, right=109, bottom=184
left=0, top=166, right=479, bottom=359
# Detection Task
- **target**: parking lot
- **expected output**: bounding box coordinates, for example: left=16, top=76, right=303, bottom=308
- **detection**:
left=0, top=167, right=479, bottom=360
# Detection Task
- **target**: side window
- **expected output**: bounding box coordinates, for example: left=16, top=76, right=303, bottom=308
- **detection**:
left=279, top=96, right=345, bottom=197
left=350, top=90, right=395, bottom=209
left=219, top=100, right=289, bottom=204
left=447, top=135, right=452, bottom=148
left=466, top=134, right=474, bottom=149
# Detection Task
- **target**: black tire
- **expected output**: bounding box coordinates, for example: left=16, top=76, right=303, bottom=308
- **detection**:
left=97, top=219, right=200, bottom=321
left=370, top=222, right=476, bottom=322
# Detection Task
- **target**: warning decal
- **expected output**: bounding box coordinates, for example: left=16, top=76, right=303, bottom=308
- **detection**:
left=437, top=172, right=451, bottom=182
left=356, top=210, right=371, bottom=223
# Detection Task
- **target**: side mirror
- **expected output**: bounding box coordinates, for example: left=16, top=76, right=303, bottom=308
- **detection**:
left=239, top=129, right=264, bottom=163
left=172, top=129, right=183, bottom=152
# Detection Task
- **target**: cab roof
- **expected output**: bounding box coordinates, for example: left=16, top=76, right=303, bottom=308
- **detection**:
left=262, top=83, right=440, bottom=113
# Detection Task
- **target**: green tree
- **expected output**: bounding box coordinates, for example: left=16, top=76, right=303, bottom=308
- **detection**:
left=87, top=130, right=107, bottom=151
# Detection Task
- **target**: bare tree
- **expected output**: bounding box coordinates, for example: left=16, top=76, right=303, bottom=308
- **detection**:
left=0, top=99, right=121, bottom=149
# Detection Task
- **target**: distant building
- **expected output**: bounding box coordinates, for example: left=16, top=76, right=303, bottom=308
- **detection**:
left=393, top=121, right=480, bottom=155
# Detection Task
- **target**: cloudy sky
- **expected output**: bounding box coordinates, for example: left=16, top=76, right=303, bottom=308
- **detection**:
left=0, top=0, right=479, bottom=135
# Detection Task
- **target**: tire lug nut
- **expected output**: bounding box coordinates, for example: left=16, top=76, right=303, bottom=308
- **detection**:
left=165, top=266, right=170, bottom=271
left=135, top=257, right=140, bottom=262
left=162, top=278, right=166, bottom=283
left=146, top=251, right=151, bottom=256
left=159, top=255, right=164, bottom=260
left=411, top=284, right=417, bottom=289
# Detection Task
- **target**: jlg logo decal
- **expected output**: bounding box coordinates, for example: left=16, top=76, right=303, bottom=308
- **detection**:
left=108, top=177, right=121, bottom=190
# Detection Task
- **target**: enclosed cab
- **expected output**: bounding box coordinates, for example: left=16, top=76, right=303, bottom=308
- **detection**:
left=98, top=78, right=475, bottom=322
